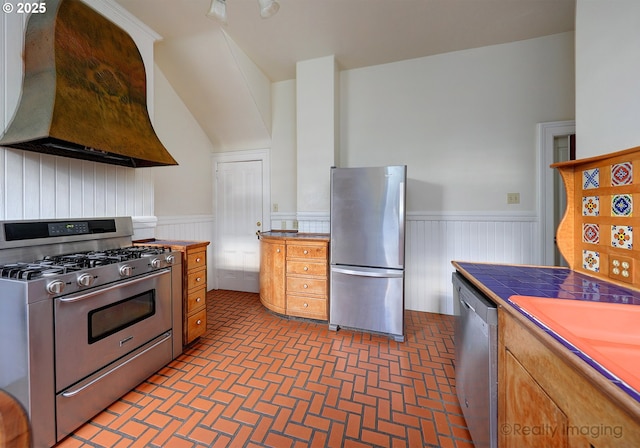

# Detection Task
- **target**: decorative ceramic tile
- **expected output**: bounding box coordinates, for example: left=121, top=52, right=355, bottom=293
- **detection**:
left=611, top=162, right=633, bottom=186
left=612, top=194, right=633, bottom=217
left=582, top=196, right=600, bottom=216
left=611, top=225, right=633, bottom=250
left=582, top=223, right=600, bottom=244
left=582, top=250, right=600, bottom=272
left=582, top=168, right=599, bottom=190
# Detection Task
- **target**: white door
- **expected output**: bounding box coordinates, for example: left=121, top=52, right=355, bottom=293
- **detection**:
left=216, top=160, right=263, bottom=292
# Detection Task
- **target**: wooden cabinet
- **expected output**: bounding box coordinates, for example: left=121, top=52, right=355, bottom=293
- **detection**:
left=135, top=240, right=209, bottom=346
left=260, top=238, right=286, bottom=314
left=286, top=241, right=328, bottom=320
left=502, top=350, right=568, bottom=448
left=183, top=245, right=208, bottom=344
left=499, top=307, right=640, bottom=447
left=259, top=233, right=329, bottom=320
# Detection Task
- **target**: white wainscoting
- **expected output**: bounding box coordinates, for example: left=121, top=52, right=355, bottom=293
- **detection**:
left=155, top=215, right=216, bottom=290
left=405, top=213, right=540, bottom=314
left=0, top=148, right=155, bottom=221
left=272, top=211, right=541, bottom=315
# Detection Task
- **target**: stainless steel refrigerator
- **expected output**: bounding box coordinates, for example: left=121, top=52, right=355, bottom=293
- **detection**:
left=329, top=165, right=406, bottom=342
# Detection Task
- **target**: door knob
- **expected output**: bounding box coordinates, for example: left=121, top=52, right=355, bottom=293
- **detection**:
left=256, top=221, right=262, bottom=227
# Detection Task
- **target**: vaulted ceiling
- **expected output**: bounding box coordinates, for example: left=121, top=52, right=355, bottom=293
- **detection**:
left=115, top=0, right=576, bottom=150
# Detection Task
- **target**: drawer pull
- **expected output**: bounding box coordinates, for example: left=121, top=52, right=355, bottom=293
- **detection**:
left=304, top=303, right=308, bottom=307
left=196, top=257, right=202, bottom=263
left=277, top=249, right=281, bottom=253
left=303, top=250, right=308, bottom=255
left=303, top=284, right=308, bottom=289
left=196, top=277, right=202, bottom=282
left=196, top=297, right=201, bottom=303
left=304, top=266, right=309, bottom=271
left=196, top=320, right=202, bottom=325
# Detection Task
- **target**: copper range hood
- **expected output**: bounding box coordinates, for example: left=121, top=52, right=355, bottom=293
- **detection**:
left=0, top=0, right=178, bottom=168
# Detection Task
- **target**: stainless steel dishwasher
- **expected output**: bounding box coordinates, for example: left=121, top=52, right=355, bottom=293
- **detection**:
left=453, top=272, right=498, bottom=448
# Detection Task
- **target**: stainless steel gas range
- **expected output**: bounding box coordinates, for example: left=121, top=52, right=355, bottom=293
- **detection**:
left=0, top=217, right=182, bottom=447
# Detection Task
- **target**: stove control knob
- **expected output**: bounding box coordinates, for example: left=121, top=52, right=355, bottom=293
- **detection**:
left=151, top=258, right=162, bottom=268
left=165, top=254, right=175, bottom=265
left=120, top=265, right=133, bottom=277
left=77, top=273, right=95, bottom=287
left=46, top=280, right=65, bottom=295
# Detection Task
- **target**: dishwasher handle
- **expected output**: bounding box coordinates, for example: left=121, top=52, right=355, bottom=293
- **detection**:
left=460, top=298, right=476, bottom=313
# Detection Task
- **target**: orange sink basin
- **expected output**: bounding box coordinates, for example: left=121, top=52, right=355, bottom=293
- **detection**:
left=509, top=296, right=640, bottom=392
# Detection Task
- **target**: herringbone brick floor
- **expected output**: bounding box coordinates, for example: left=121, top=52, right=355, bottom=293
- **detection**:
left=56, top=290, right=473, bottom=447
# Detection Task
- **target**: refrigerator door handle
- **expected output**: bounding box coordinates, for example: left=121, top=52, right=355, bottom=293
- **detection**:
left=331, top=267, right=404, bottom=278
left=399, top=180, right=405, bottom=263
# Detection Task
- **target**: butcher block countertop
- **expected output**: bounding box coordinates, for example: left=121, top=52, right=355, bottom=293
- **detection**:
left=258, top=231, right=330, bottom=241
left=133, top=239, right=210, bottom=249
left=452, top=261, right=640, bottom=413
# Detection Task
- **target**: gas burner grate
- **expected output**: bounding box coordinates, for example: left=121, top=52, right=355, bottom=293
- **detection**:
left=0, top=263, right=74, bottom=280
left=0, top=245, right=172, bottom=281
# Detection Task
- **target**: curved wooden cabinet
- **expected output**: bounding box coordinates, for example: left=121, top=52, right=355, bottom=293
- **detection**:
left=259, top=232, right=329, bottom=320
left=260, top=237, right=286, bottom=314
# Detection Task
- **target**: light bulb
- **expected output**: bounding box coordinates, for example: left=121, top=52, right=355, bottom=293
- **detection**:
left=258, top=0, right=279, bottom=18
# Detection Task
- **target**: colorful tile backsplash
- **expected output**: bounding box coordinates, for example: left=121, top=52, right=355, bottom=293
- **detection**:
left=611, top=225, right=633, bottom=250
left=562, top=156, right=638, bottom=284
left=582, top=249, right=600, bottom=272
left=582, top=223, right=599, bottom=244
left=612, top=194, right=633, bottom=217
left=611, top=162, right=633, bottom=186
left=582, top=196, right=600, bottom=216
left=582, top=168, right=600, bottom=189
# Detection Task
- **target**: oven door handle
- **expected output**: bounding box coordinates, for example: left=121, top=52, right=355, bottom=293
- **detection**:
left=60, top=331, right=172, bottom=398
left=57, top=269, right=170, bottom=303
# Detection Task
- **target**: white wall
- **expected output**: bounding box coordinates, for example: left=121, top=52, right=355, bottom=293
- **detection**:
left=270, top=80, right=297, bottom=214
left=269, top=32, right=575, bottom=216
left=575, top=0, right=640, bottom=158
left=152, top=66, right=214, bottom=217
left=265, top=33, right=574, bottom=313
left=296, top=56, right=339, bottom=213
left=341, top=32, right=575, bottom=213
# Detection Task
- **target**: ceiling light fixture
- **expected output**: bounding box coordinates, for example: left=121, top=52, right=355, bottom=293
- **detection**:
left=207, top=0, right=280, bottom=24
left=258, top=0, right=280, bottom=18
left=207, top=0, right=227, bottom=24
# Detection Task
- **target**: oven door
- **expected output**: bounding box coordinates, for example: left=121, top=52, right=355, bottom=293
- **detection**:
left=54, top=269, right=172, bottom=392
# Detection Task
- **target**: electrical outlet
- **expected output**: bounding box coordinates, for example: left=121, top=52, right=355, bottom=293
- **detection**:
left=273, top=203, right=279, bottom=212
left=292, top=220, right=298, bottom=230
left=507, top=193, right=520, bottom=205
left=609, top=255, right=634, bottom=283
left=281, top=221, right=286, bottom=229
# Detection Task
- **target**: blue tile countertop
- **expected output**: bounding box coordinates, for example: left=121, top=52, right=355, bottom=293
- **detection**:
left=455, top=262, right=640, bottom=403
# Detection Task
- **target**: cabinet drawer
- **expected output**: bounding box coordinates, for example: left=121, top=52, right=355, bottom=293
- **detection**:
left=187, top=268, right=206, bottom=290
left=287, top=295, right=327, bottom=319
left=286, top=260, right=327, bottom=276
left=187, top=249, right=207, bottom=270
left=186, top=286, right=206, bottom=314
left=186, top=308, right=207, bottom=342
left=287, top=244, right=327, bottom=259
left=286, top=277, right=327, bottom=296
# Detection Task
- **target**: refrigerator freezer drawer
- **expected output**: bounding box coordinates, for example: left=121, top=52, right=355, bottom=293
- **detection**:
left=329, top=266, right=404, bottom=341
